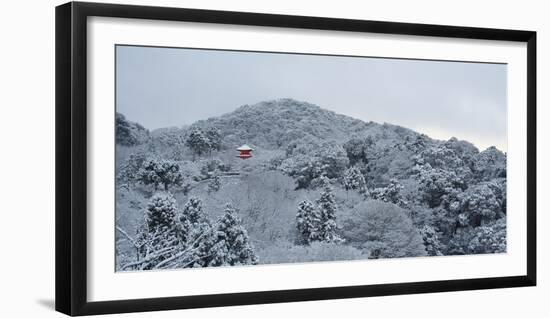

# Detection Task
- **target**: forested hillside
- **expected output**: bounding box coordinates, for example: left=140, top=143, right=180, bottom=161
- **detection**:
left=115, top=98, right=507, bottom=271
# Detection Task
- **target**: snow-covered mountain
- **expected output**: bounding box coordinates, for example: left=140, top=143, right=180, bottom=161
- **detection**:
left=192, top=98, right=420, bottom=149
left=115, top=98, right=507, bottom=271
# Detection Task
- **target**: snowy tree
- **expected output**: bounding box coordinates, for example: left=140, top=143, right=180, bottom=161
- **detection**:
left=116, top=112, right=149, bottom=146
left=280, top=142, right=348, bottom=189
left=186, top=128, right=211, bottom=159
left=127, top=193, right=181, bottom=270
left=178, top=197, right=206, bottom=239
left=416, top=165, right=465, bottom=208
left=414, top=140, right=466, bottom=171
left=420, top=225, right=443, bottom=256
left=145, top=193, right=178, bottom=231
left=131, top=226, right=180, bottom=270
left=317, top=144, right=349, bottom=180
left=424, top=178, right=506, bottom=253
left=207, top=174, right=221, bottom=193
left=200, top=158, right=230, bottom=180
left=151, top=127, right=185, bottom=148
left=177, top=197, right=217, bottom=267
left=403, top=134, right=430, bottom=153
left=473, top=146, right=507, bottom=180
left=295, top=200, right=321, bottom=245
left=149, top=127, right=186, bottom=160
left=208, top=204, right=258, bottom=266
left=447, top=219, right=506, bottom=255
left=343, top=136, right=373, bottom=165
left=413, top=138, right=477, bottom=184
left=342, top=166, right=367, bottom=194
left=316, top=178, right=342, bottom=243
left=453, top=181, right=505, bottom=227
left=116, top=112, right=137, bottom=146
left=428, top=180, right=505, bottom=240
left=117, top=152, right=147, bottom=189
left=186, top=127, right=222, bottom=158
left=371, top=178, right=407, bottom=207
left=120, top=196, right=219, bottom=270
left=184, top=221, right=217, bottom=268
left=205, top=127, right=222, bottom=153
left=443, top=137, right=479, bottom=163
left=341, top=201, right=427, bottom=259
left=280, top=155, right=324, bottom=189
left=467, top=218, right=506, bottom=254
left=496, top=178, right=507, bottom=215
left=136, top=158, right=184, bottom=190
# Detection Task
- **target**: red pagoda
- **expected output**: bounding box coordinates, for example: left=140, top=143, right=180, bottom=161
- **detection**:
left=237, top=144, right=253, bottom=159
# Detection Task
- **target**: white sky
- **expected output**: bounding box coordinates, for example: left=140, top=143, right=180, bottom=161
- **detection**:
left=116, top=45, right=507, bottom=151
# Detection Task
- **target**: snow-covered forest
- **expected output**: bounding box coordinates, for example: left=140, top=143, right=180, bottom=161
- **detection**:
left=115, top=98, right=507, bottom=271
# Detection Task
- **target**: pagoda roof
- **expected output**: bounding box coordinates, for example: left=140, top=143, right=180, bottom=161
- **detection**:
left=237, top=144, right=253, bottom=151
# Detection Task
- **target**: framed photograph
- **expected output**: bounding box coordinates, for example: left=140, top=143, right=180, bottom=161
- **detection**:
left=55, top=1, right=536, bottom=316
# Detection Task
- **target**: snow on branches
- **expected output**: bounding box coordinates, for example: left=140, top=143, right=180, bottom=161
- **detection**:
left=136, top=158, right=184, bottom=191
left=295, top=177, right=343, bottom=245
left=119, top=196, right=258, bottom=271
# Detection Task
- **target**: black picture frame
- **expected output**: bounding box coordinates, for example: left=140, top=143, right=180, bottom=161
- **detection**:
left=55, top=1, right=537, bottom=316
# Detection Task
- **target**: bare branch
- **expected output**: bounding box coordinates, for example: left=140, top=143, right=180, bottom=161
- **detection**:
left=116, top=226, right=139, bottom=248
left=153, top=224, right=218, bottom=269
left=121, top=245, right=176, bottom=270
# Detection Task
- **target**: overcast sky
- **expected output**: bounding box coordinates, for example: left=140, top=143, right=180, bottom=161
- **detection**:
left=116, top=45, right=507, bottom=151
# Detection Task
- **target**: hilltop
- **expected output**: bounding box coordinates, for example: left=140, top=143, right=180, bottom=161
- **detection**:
left=191, top=98, right=421, bottom=149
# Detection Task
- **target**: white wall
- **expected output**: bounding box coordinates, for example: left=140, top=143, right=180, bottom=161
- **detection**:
left=0, top=0, right=547, bottom=316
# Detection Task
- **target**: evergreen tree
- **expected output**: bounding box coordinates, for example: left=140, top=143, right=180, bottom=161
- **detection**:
left=420, top=225, right=443, bottom=256
left=207, top=174, right=221, bottom=193
left=205, top=127, right=222, bottom=153
left=280, top=141, right=348, bottom=189
left=473, top=146, right=507, bottom=180
left=343, top=136, right=373, bottom=165
left=416, top=166, right=464, bottom=208
left=145, top=193, right=178, bottom=231
left=467, top=218, right=506, bottom=254
left=186, top=128, right=211, bottom=159
left=342, top=166, right=367, bottom=194
left=371, top=178, right=408, bottom=207
left=316, top=177, right=341, bottom=243
left=116, top=112, right=149, bottom=146
left=178, top=197, right=208, bottom=240
left=178, top=197, right=217, bottom=267
left=135, top=193, right=180, bottom=270
left=208, top=204, right=258, bottom=266
left=136, top=158, right=184, bottom=190
left=117, top=152, right=146, bottom=189
left=447, top=219, right=506, bottom=255
left=185, top=220, right=217, bottom=268
left=455, top=181, right=505, bottom=227
left=295, top=200, right=321, bottom=245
